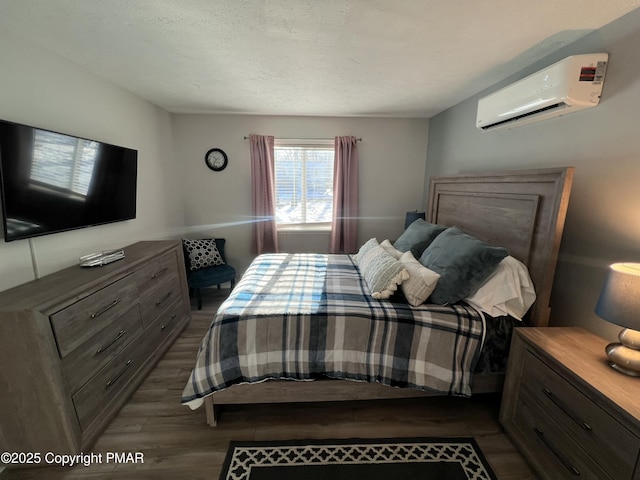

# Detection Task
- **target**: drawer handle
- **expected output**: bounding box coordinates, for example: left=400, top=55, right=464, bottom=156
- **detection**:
left=534, top=427, right=581, bottom=476
left=155, top=291, right=173, bottom=306
left=96, top=330, right=126, bottom=354
left=106, top=359, right=133, bottom=388
left=90, top=299, right=120, bottom=318
left=151, top=267, right=168, bottom=279
left=161, top=315, right=177, bottom=331
left=542, top=387, right=592, bottom=431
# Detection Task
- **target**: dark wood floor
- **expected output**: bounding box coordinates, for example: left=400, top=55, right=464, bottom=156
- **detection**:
left=1, top=289, right=537, bottom=479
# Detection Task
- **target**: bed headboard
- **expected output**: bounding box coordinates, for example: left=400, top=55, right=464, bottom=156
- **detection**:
left=427, top=167, right=574, bottom=327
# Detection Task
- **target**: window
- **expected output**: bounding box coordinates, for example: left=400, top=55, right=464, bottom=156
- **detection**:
left=274, top=140, right=334, bottom=227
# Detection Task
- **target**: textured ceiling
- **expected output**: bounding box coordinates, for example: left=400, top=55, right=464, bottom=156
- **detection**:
left=1, top=0, right=639, bottom=118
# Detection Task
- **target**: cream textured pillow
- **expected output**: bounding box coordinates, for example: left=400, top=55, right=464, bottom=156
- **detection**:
left=358, top=244, right=409, bottom=299
left=380, top=239, right=402, bottom=259
left=354, top=237, right=379, bottom=263
left=399, top=251, right=441, bottom=306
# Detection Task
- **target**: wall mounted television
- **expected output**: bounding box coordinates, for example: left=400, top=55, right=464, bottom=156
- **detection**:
left=0, top=119, right=137, bottom=242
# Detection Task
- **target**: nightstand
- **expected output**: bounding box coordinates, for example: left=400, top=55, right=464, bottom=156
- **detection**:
left=500, top=327, right=640, bottom=480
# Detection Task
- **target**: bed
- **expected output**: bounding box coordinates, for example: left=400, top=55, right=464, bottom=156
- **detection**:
left=181, top=167, right=574, bottom=426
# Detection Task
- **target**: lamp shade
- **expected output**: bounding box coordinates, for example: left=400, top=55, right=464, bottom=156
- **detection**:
left=404, top=211, right=426, bottom=229
left=595, top=263, right=640, bottom=330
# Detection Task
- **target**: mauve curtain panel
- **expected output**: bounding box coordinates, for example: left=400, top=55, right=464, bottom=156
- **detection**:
left=330, top=136, right=359, bottom=253
left=249, top=134, right=278, bottom=254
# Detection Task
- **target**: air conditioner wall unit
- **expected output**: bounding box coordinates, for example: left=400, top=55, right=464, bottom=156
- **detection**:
left=476, top=53, right=608, bottom=131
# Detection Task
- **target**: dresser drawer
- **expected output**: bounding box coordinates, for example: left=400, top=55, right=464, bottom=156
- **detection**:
left=51, top=275, right=139, bottom=357
left=139, top=271, right=182, bottom=327
left=145, top=298, right=185, bottom=354
left=513, top=388, right=613, bottom=480
left=62, top=304, right=144, bottom=393
left=135, top=250, right=180, bottom=295
left=72, top=334, right=148, bottom=431
left=522, top=350, right=639, bottom=478
left=0, top=240, right=190, bottom=457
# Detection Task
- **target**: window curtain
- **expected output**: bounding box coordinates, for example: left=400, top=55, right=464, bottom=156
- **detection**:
left=249, top=134, right=278, bottom=254
left=330, top=136, right=359, bottom=253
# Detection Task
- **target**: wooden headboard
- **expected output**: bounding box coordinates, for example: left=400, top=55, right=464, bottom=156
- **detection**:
left=427, top=167, right=574, bottom=328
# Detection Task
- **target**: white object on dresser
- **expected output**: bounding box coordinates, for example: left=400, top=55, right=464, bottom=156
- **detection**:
left=79, top=248, right=125, bottom=267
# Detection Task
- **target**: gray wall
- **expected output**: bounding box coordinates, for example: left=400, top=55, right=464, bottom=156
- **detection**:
left=172, top=114, right=429, bottom=274
left=424, top=8, right=640, bottom=340
left=0, top=23, right=430, bottom=291
left=0, top=26, right=186, bottom=291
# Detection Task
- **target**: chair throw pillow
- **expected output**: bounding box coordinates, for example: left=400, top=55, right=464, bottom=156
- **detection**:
left=182, top=239, right=225, bottom=271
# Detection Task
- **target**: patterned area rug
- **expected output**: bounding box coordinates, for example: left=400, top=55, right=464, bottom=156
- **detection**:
left=219, top=438, right=497, bottom=480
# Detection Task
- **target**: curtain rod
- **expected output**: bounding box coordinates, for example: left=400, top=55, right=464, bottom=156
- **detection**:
left=243, top=136, right=362, bottom=141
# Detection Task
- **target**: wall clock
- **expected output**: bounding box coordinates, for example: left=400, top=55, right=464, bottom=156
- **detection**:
left=204, top=148, right=228, bottom=171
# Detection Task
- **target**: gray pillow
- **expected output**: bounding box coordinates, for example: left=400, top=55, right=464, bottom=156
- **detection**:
left=410, top=239, right=432, bottom=259
left=393, top=219, right=447, bottom=253
left=419, top=227, right=508, bottom=305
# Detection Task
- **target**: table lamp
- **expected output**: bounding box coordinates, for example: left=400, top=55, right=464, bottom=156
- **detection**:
left=595, top=263, right=640, bottom=376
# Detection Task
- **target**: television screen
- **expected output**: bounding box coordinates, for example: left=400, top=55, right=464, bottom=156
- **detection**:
left=0, top=119, right=137, bottom=242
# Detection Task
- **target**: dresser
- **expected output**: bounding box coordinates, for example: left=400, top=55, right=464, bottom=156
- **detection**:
left=500, top=327, right=640, bottom=479
left=0, top=240, right=191, bottom=456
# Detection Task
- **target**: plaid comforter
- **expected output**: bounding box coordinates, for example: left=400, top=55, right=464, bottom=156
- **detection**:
left=181, top=254, right=485, bottom=406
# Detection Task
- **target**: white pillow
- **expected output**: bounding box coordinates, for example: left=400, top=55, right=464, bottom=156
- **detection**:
left=399, top=251, right=441, bottom=306
left=380, top=239, right=402, bottom=259
left=358, top=244, right=409, bottom=299
left=464, top=256, right=536, bottom=320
